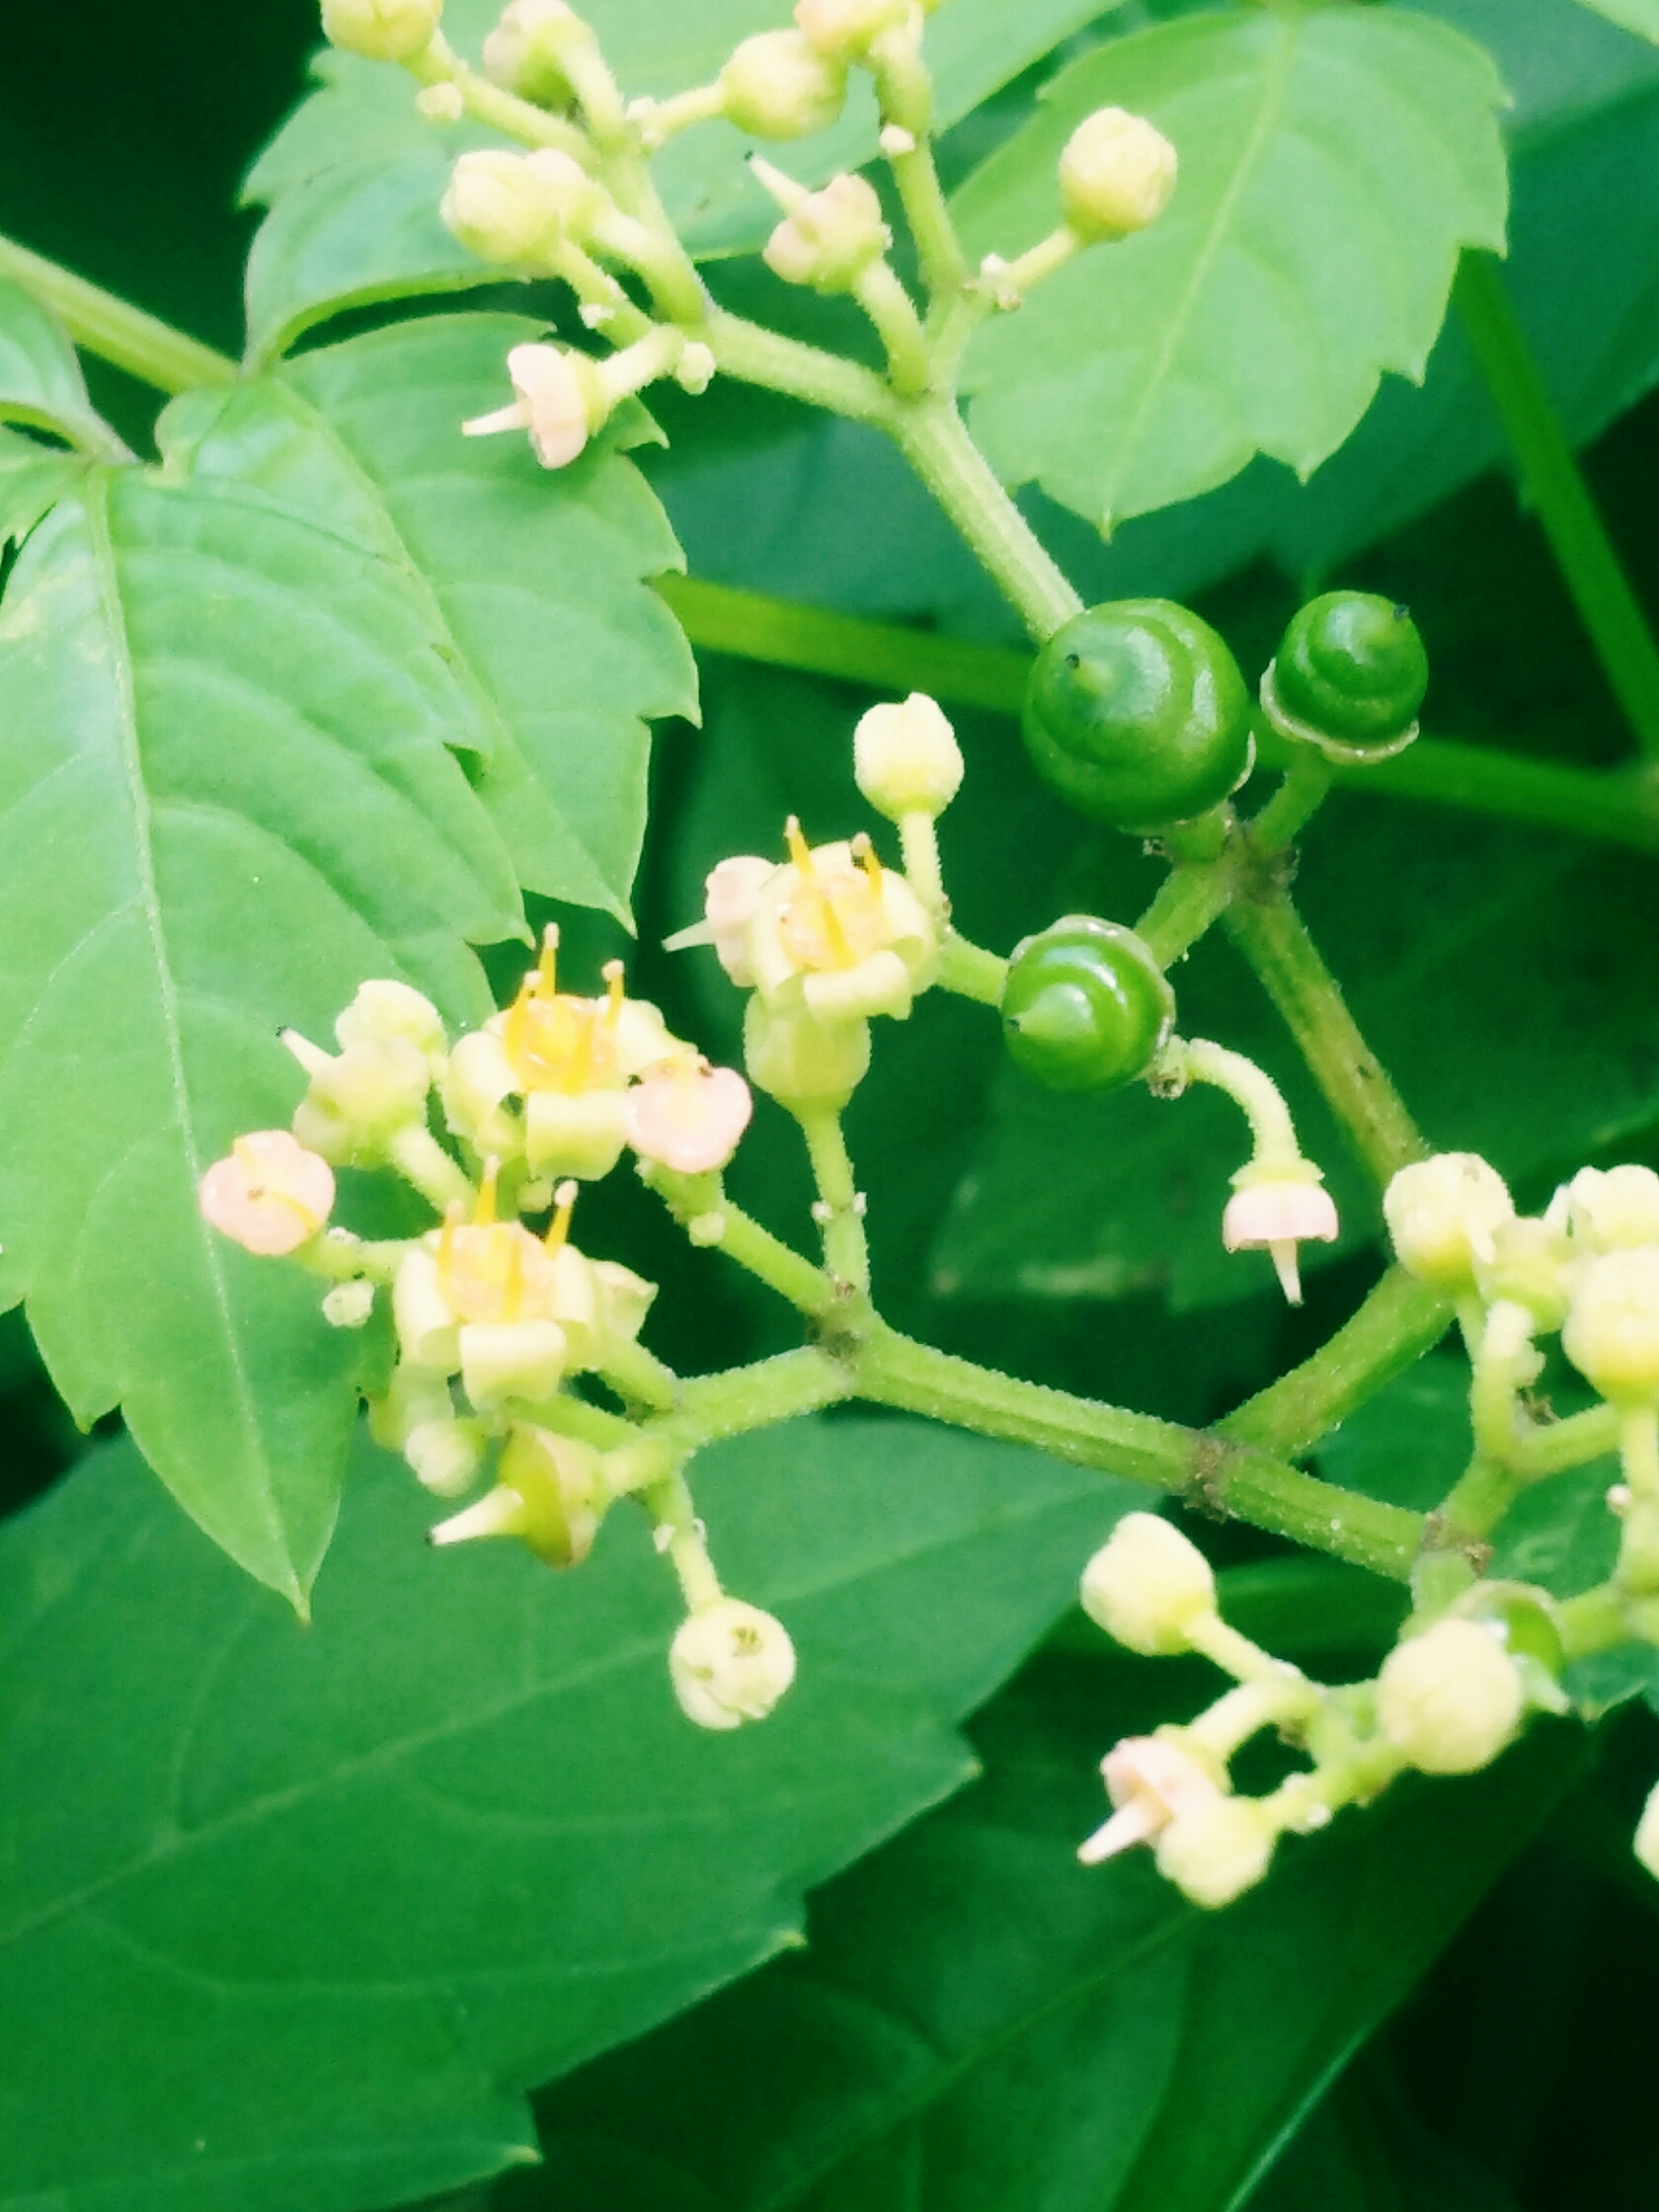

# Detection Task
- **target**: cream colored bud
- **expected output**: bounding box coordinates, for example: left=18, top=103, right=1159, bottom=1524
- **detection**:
left=1079, top=1512, right=1216, bottom=1656
left=763, top=173, right=888, bottom=294
left=335, top=980, right=446, bottom=1069
left=1563, top=1248, right=1659, bottom=1406
left=1382, top=1152, right=1514, bottom=1291
left=1153, top=1795, right=1275, bottom=1909
left=1635, top=1777, right=1659, bottom=1882
left=1474, top=1215, right=1573, bottom=1333
left=483, top=0, right=592, bottom=105
left=405, top=1417, right=483, bottom=1498
left=670, top=1599, right=797, bottom=1729
left=1568, top=1164, right=1659, bottom=1253
left=743, top=995, right=871, bottom=1112
left=441, top=149, right=563, bottom=267
left=322, top=1280, right=375, bottom=1329
left=723, top=30, right=846, bottom=140
left=321, top=0, right=441, bottom=62
left=793, top=0, right=909, bottom=58
left=1059, top=108, right=1177, bottom=242
left=1376, top=1618, right=1524, bottom=1775
left=853, top=693, right=964, bottom=821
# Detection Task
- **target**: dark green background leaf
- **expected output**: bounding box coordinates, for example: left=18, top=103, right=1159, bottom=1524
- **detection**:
left=0, top=1421, right=1139, bottom=2212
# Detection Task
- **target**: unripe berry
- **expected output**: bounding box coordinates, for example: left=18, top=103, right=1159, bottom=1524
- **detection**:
left=853, top=693, right=964, bottom=821
left=1154, top=1794, right=1275, bottom=1909
left=722, top=30, right=846, bottom=140
left=763, top=173, right=888, bottom=294
left=671, top=1599, right=797, bottom=1729
left=1382, top=1152, right=1513, bottom=1292
left=1263, top=592, right=1428, bottom=760
left=321, top=0, right=442, bottom=62
left=1079, top=1511, right=1216, bottom=1656
left=1000, top=916, right=1173, bottom=1094
left=1562, top=1248, right=1659, bottom=1407
left=1376, top=1618, right=1524, bottom=1776
left=1059, top=108, right=1177, bottom=242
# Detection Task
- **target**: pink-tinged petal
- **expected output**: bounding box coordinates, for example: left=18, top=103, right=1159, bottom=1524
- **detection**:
left=1222, top=1179, right=1339, bottom=1252
left=199, top=1131, right=335, bottom=1255
left=702, top=854, right=775, bottom=986
left=506, top=342, right=591, bottom=469
left=625, top=1063, right=752, bottom=1174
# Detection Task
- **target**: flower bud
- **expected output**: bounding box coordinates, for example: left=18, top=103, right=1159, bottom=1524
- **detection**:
left=1079, top=1511, right=1216, bottom=1656
left=199, top=1130, right=335, bottom=1256
left=793, top=0, right=911, bottom=58
left=762, top=173, right=889, bottom=294
left=853, top=693, right=964, bottom=822
left=1474, top=1215, right=1573, bottom=1333
left=1154, top=1794, right=1275, bottom=1909
left=1563, top=1248, right=1659, bottom=1407
left=482, top=0, right=593, bottom=105
left=722, top=30, right=846, bottom=140
left=441, top=150, right=562, bottom=268
left=1635, top=1777, right=1659, bottom=1883
left=290, top=1035, right=432, bottom=1166
left=405, top=1417, right=484, bottom=1498
left=1383, top=1152, right=1513, bottom=1292
left=670, top=1598, right=797, bottom=1729
left=335, top=980, right=447, bottom=1071
left=322, top=1279, right=375, bottom=1329
left=1567, top=1164, right=1659, bottom=1253
left=1376, top=1618, right=1524, bottom=1775
left=1059, top=107, right=1178, bottom=242
left=321, top=0, right=442, bottom=62
left=458, top=1316, right=567, bottom=1409
left=743, top=995, right=871, bottom=1112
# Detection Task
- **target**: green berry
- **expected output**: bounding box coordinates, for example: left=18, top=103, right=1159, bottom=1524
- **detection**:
left=1022, top=599, right=1252, bottom=832
left=1001, top=916, right=1173, bottom=1092
left=1266, top=591, right=1427, bottom=753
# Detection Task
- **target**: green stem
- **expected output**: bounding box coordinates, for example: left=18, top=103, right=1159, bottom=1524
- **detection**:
left=796, top=1106, right=869, bottom=1290
left=852, top=262, right=932, bottom=395
left=891, top=397, right=1081, bottom=643
left=1557, top=1582, right=1628, bottom=1661
left=1135, top=850, right=1236, bottom=972
left=1510, top=1401, right=1620, bottom=1480
left=0, top=231, right=236, bottom=394
left=890, top=142, right=969, bottom=300
left=1221, top=1266, right=1452, bottom=1458
left=706, top=306, right=896, bottom=426
left=653, top=1347, right=852, bottom=1453
left=936, top=931, right=1007, bottom=1006
left=641, top=1163, right=835, bottom=1317
left=1456, top=252, right=1659, bottom=761
left=386, top=1124, right=473, bottom=1215
left=852, top=1323, right=1423, bottom=1578
left=1224, top=888, right=1427, bottom=1186
left=593, top=1334, right=678, bottom=1414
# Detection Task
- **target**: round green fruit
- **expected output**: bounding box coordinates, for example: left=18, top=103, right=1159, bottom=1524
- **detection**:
left=1022, top=599, right=1253, bottom=832
left=1265, top=591, right=1427, bottom=755
left=1001, top=916, right=1174, bottom=1093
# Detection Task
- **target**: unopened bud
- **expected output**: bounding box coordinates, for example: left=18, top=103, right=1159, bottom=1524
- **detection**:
left=482, top=0, right=593, bottom=106
left=853, top=693, right=964, bottom=821
left=722, top=30, right=846, bottom=139
left=1563, top=1248, right=1659, bottom=1406
left=1376, top=1618, right=1524, bottom=1775
left=1059, top=107, right=1177, bottom=242
left=1153, top=1794, right=1275, bottom=1909
left=670, top=1598, right=797, bottom=1729
left=1079, top=1511, right=1216, bottom=1656
left=743, top=995, right=871, bottom=1112
left=321, top=0, right=441, bottom=62
left=441, top=149, right=567, bottom=267
left=405, top=1417, right=483, bottom=1497
left=793, top=0, right=912, bottom=59
left=335, top=980, right=447, bottom=1068
left=1567, top=1164, right=1659, bottom=1253
left=322, top=1279, right=376, bottom=1329
left=1474, top=1216, right=1572, bottom=1332
left=1383, top=1152, right=1513, bottom=1292
left=762, top=172, right=888, bottom=294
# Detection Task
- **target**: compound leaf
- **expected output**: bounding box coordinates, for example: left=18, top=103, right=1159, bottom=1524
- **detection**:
left=0, top=1420, right=1139, bottom=2212
left=952, top=6, right=1507, bottom=531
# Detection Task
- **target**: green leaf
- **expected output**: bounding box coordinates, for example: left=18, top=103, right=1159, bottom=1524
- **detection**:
left=0, top=423, right=89, bottom=547
left=0, top=275, right=121, bottom=456
left=1249, top=2056, right=1521, bottom=2212
left=0, top=1420, right=1141, bottom=2212
left=165, top=313, right=696, bottom=917
left=1561, top=1640, right=1659, bottom=1719
left=952, top=7, right=1507, bottom=531
left=1573, top=0, right=1659, bottom=40
left=242, top=0, right=1116, bottom=358
left=934, top=804, right=1659, bottom=1313
left=517, top=1656, right=1577, bottom=2212
left=0, top=461, right=530, bottom=1602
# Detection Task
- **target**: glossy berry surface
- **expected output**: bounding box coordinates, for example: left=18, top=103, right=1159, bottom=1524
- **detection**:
left=1271, top=592, right=1428, bottom=749
left=1022, top=599, right=1252, bottom=831
left=1001, top=916, right=1174, bottom=1093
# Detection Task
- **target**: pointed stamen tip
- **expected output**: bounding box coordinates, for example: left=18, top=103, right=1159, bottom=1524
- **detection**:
left=1270, top=1240, right=1304, bottom=1304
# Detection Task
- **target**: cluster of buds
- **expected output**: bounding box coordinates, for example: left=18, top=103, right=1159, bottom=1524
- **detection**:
left=670, top=693, right=962, bottom=1123
left=198, top=953, right=799, bottom=1731
left=1075, top=1513, right=1535, bottom=1908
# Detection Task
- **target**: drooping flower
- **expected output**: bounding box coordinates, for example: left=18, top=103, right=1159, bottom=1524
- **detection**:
left=198, top=1131, right=335, bottom=1256
left=1222, top=1167, right=1340, bottom=1304
left=623, top=1058, right=752, bottom=1174
left=669, top=1598, right=797, bottom=1729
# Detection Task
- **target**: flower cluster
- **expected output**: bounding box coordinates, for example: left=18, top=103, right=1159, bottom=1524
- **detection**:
left=199, top=949, right=797, bottom=1732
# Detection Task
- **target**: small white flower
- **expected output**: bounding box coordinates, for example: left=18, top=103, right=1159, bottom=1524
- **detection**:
left=461, top=342, right=604, bottom=470
left=1222, top=1168, right=1339, bottom=1304
left=1077, top=1733, right=1221, bottom=1864
left=670, top=1599, right=797, bottom=1729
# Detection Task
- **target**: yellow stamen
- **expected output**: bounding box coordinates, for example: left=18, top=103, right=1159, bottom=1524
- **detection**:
left=601, top=960, right=626, bottom=1028
left=785, top=816, right=814, bottom=875
left=475, top=1158, right=500, bottom=1226
left=543, top=1178, right=579, bottom=1258
left=536, top=922, right=560, bottom=997
left=501, top=1225, right=525, bottom=1321
left=818, top=892, right=854, bottom=966
left=851, top=831, right=883, bottom=892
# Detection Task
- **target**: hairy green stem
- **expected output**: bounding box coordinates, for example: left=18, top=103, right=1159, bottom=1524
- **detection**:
left=641, top=1163, right=836, bottom=1318
left=1510, top=1400, right=1620, bottom=1480
left=706, top=307, right=896, bottom=426
left=852, top=1324, right=1423, bottom=1578
left=409, top=34, right=592, bottom=158
left=654, top=1347, right=852, bottom=1453
left=1456, top=252, right=1659, bottom=762
left=890, top=141, right=968, bottom=300
left=0, top=231, right=236, bottom=393
left=936, top=931, right=1007, bottom=1005
left=1224, top=888, right=1427, bottom=1186
left=797, top=1106, right=869, bottom=1290
left=1221, top=1266, right=1452, bottom=1458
